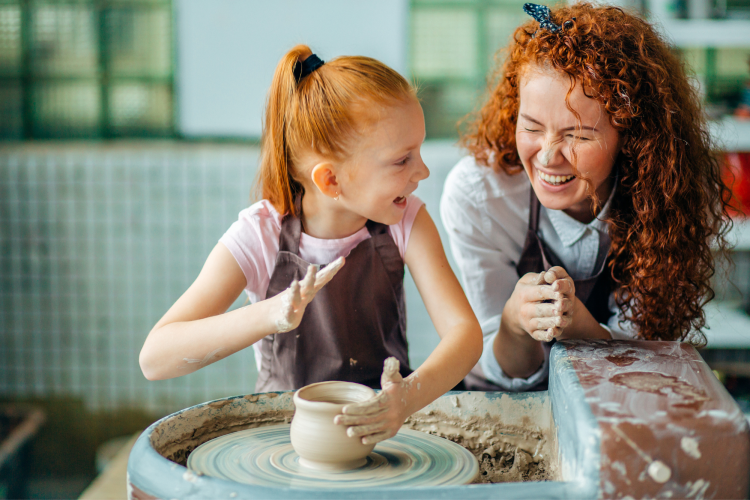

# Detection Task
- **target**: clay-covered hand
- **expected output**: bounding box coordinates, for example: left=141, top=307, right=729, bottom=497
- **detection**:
left=272, top=257, right=345, bottom=333
left=334, top=357, right=410, bottom=445
left=509, top=266, right=575, bottom=342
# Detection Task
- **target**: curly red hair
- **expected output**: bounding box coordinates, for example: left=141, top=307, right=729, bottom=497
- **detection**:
left=461, top=3, right=733, bottom=343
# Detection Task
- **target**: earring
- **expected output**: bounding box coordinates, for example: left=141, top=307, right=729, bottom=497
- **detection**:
left=334, top=192, right=340, bottom=201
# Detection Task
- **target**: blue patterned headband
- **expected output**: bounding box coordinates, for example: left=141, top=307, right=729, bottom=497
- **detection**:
left=523, top=3, right=575, bottom=35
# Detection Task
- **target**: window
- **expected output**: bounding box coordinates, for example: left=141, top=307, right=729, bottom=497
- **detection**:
left=0, top=0, right=173, bottom=139
left=410, top=0, right=529, bottom=139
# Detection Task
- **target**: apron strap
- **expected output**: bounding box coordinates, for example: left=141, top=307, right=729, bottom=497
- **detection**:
left=529, top=187, right=554, bottom=271
left=278, top=214, right=302, bottom=254
left=527, top=185, right=612, bottom=302
left=277, top=197, right=391, bottom=256
left=278, top=193, right=304, bottom=254
left=528, top=185, right=542, bottom=234
left=365, top=219, right=389, bottom=236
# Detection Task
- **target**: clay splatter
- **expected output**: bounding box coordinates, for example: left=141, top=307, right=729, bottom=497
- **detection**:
left=647, top=460, right=671, bottom=483
left=184, top=348, right=224, bottom=366
left=681, top=437, right=701, bottom=459
left=609, top=371, right=708, bottom=408
left=605, top=352, right=638, bottom=367
left=183, top=470, right=202, bottom=482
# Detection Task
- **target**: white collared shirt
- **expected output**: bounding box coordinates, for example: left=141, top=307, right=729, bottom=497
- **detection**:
left=440, top=156, right=636, bottom=391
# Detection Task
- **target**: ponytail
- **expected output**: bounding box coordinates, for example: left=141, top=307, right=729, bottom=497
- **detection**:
left=257, top=45, right=415, bottom=216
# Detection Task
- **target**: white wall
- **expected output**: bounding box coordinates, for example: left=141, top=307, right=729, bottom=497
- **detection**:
left=176, top=0, right=409, bottom=138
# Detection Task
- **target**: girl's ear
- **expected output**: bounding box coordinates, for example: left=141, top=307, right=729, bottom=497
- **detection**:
left=310, top=162, right=340, bottom=199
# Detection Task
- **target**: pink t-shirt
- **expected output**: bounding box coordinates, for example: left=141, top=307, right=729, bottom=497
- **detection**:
left=220, top=195, right=424, bottom=304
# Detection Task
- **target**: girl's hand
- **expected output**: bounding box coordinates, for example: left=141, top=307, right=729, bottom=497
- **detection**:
left=273, top=257, right=345, bottom=333
left=334, top=357, right=410, bottom=445
left=507, top=266, right=575, bottom=342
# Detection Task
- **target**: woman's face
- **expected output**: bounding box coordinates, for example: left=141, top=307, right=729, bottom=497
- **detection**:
left=515, top=67, right=621, bottom=222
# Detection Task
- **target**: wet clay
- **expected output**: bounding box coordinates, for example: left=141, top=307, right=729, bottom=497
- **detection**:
left=150, top=391, right=555, bottom=486
left=151, top=393, right=294, bottom=466
left=187, top=425, right=478, bottom=488
left=405, top=409, right=554, bottom=483
left=290, top=381, right=376, bottom=470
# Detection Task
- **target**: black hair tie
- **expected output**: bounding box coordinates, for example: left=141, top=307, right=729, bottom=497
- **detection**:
left=294, top=54, right=325, bottom=83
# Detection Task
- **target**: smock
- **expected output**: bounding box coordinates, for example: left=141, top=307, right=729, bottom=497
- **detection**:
left=440, top=156, right=636, bottom=391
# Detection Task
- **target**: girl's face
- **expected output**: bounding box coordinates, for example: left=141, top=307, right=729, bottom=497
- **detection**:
left=516, top=67, right=621, bottom=222
left=338, top=97, right=429, bottom=225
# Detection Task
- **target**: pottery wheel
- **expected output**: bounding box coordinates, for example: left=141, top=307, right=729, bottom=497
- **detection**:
left=187, top=424, right=478, bottom=488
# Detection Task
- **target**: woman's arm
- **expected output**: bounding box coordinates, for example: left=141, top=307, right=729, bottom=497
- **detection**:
left=559, top=297, right=612, bottom=340
left=335, top=207, right=483, bottom=443
left=494, top=273, right=550, bottom=378
left=494, top=266, right=610, bottom=378
left=139, top=243, right=343, bottom=380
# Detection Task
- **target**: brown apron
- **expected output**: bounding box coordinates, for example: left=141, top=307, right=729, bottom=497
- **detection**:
left=255, top=209, right=412, bottom=393
left=465, top=186, right=614, bottom=391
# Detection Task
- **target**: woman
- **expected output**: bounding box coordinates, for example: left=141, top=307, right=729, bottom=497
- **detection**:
left=440, top=3, right=732, bottom=391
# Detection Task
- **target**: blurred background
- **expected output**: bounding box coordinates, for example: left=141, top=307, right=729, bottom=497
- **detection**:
left=1, top=0, right=749, bottom=498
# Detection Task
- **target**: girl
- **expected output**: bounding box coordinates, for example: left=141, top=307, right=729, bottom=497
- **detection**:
left=140, top=46, right=483, bottom=443
left=440, top=3, right=732, bottom=391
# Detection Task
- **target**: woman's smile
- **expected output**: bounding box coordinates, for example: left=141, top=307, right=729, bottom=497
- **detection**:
left=538, top=171, right=576, bottom=187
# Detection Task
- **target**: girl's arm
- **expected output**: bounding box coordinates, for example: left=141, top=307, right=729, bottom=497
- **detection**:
left=140, top=243, right=272, bottom=380
left=139, top=243, right=343, bottom=380
left=335, top=207, right=483, bottom=443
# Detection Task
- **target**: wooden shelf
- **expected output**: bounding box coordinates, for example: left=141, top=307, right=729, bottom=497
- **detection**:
left=729, top=217, right=750, bottom=251
left=710, top=117, right=750, bottom=152
left=705, top=301, right=750, bottom=348
left=659, top=19, right=750, bottom=47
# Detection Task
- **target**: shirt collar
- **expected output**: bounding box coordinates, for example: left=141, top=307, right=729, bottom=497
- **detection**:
left=545, top=181, right=616, bottom=247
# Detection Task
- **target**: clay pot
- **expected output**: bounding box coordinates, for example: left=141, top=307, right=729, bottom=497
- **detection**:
left=291, top=381, right=376, bottom=470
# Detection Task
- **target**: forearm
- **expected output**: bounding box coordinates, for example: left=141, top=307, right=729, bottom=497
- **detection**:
left=139, top=298, right=278, bottom=380
left=493, top=316, right=546, bottom=379
left=558, top=297, right=611, bottom=340
left=402, top=320, right=482, bottom=416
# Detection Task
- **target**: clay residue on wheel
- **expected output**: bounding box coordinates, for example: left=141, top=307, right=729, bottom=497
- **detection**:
left=159, top=410, right=293, bottom=466
left=150, top=393, right=294, bottom=466
left=404, top=409, right=555, bottom=483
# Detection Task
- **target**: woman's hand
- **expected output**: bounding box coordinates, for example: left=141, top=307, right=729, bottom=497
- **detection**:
left=272, top=257, right=345, bottom=333
left=334, top=357, right=410, bottom=445
left=505, top=266, right=575, bottom=342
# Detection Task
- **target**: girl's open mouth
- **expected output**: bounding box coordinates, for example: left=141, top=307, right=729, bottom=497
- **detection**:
left=539, top=171, right=575, bottom=186
left=394, top=196, right=406, bottom=205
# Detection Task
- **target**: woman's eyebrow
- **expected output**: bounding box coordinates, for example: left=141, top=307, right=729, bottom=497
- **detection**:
left=520, top=113, right=598, bottom=132
left=519, top=113, right=543, bottom=126
left=561, top=124, right=598, bottom=132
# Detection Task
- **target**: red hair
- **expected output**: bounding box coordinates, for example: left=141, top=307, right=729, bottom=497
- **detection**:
left=461, top=3, right=733, bottom=343
left=258, top=45, right=416, bottom=216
